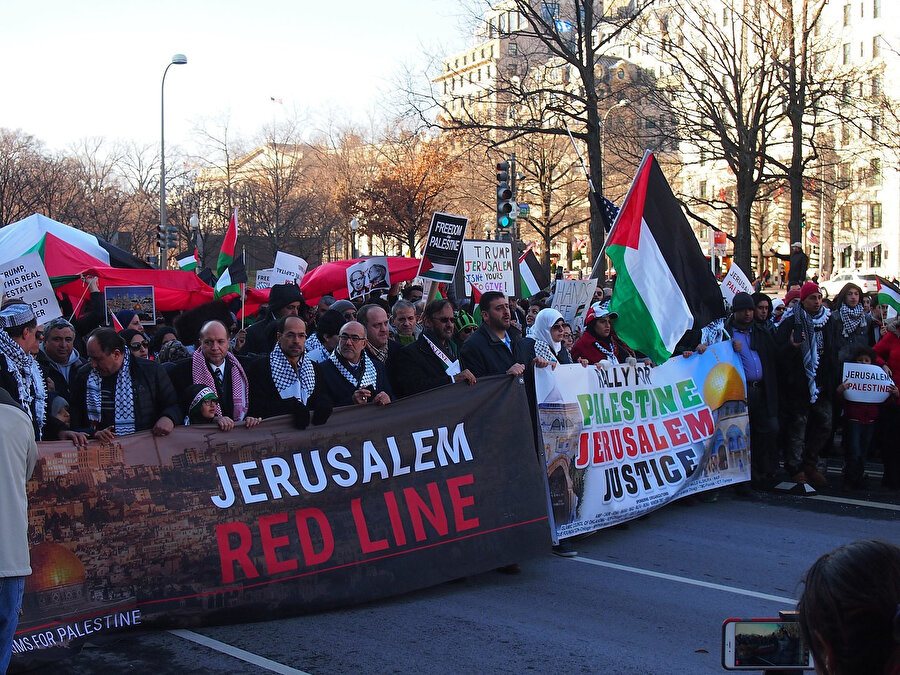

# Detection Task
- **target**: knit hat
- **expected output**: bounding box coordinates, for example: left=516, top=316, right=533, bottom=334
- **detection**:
left=455, top=310, right=478, bottom=333
left=772, top=299, right=785, bottom=312
left=731, top=292, right=755, bottom=312
left=114, top=309, right=138, bottom=331
left=0, top=303, right=35, bottom=328
left=267, top=284, right=304, bottom=314
left=330, top=300, right=357, bottom=320
left=50, top=395, right=69, bottom=418
left=784, top=289, right=801, bottom=305
left=800, top=282, right=821, bottom=302
left=183, top=383, right=218, bottom=418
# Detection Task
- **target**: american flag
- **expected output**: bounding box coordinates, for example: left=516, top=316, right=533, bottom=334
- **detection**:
left=601, top=196, right=620, bottom=232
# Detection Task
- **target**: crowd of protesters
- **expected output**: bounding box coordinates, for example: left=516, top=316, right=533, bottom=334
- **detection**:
left=4, top=258, right=900, bottom=665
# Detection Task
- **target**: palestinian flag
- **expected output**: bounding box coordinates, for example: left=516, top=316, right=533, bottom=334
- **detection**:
left=519, top=249, right=549, bottom=298
left=217, top=208, right=238, bottom=277
left=215, top=259, right=247, bottom=299
left=110, top=311, right=125, bottom=331
left=417, top=254, right=456, bottom=282
left=606, top=151, right=724, bottom=364
left=177, top=247, right=199, bottom=271
left=877, top=276, right=900, bottom=318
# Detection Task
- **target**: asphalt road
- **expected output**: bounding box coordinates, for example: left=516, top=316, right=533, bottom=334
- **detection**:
left=28, top=483, right=900, bottom=675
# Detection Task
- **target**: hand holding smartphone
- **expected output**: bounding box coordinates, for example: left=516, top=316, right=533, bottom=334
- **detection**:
left=722, top=618, right=814, bottom=670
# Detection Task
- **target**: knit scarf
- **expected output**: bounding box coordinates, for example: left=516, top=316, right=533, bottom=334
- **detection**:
left=0, top=330, right=46, bottom=438
left=796, top=306, right=832, bottom=403
left=329, top=350, right=376, bottom=390
left=839, top=303, right=865, bottom=338
left=270, top=343, right=317, bottom=404
left=191, top=350, right=249, bottom=420
left=86, top=349, right=135, bottom=435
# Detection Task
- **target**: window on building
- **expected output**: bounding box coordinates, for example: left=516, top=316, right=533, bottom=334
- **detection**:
left=875, top=0, right=881, bottom=18
left=872, top=75, right=883, bottom=97
left=870, top=244, right=882, bottom=268
left=874, top=36, right=882, bottom=58
left=871, top=203, right=883, bottom=228
left=860, top=1, right=864, bottom=17
left=842, top=82, right=851, bottom=104
left=508, top=63, right=518, bottom=76
left=843, top=43, right=851, bottom=65
left=871, top=158, right=882, bottom=185
left=841, top=122, right=850, bottom=145
left=509, top=41, right=518, bottom=56
left=700, top=180, right=708, bottom=199
left=842, top=205, right=853, bottom=230
left=844, top=3, right=852, bottom=24
left=872, top=115, right=881, bottom=139
left=839, top=162, right=852, bottom=189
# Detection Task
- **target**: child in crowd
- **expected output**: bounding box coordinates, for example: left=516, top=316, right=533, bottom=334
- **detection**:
left=836, top=345, right=899, bottom=489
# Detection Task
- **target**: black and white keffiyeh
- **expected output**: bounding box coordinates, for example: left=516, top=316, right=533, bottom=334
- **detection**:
left=270, top=344, right=317, bottom=404
left=839, top=302, right=865, bottom=338
left=0, top=329, right=46, bottom=437
left=329, top=350, right=376, bottom=390
left=86, top=348, right=135, bottom=435
left=796, top=305, right=832, bottom=403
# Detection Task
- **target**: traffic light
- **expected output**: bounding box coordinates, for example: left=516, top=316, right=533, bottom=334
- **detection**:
left=801, top=213, right=807, bottom=228
left=496, top=161, right=517, bottom=230
left=157, top=224, right=178, bottom=248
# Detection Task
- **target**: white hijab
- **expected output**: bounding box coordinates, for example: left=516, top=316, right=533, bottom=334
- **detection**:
left=533, top=308, right=565, bottom=360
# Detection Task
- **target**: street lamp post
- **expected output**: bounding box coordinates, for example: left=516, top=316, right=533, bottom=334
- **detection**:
left=350, top=217, right=360, bottom=259
left=598, top=98, right=630, bottom=213
left=160, top=53, right=187, bottom=270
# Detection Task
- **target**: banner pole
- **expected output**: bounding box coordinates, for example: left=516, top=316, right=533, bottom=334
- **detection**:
left=241, top=246, right=246, bottom=331
left=68, top=282, right=92, bottom=321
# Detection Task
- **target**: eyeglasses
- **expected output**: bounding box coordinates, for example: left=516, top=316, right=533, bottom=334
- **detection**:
left=129, top=340, right=150, bottom=351
left=338, top=334, right=365, bottom=343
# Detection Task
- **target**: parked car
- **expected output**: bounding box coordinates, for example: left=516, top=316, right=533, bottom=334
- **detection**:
left=818, top=270, right=878, bottom=298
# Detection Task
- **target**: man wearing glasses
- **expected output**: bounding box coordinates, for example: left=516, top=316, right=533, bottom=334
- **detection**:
left=318, top=321, right=393, bottom=407
left=389, top=299, right=476, bottom=398
left=37, top=317, right=88, bottom=401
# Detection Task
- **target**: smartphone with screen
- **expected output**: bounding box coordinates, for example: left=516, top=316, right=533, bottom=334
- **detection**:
left=722, top=618, right=814, bottom=670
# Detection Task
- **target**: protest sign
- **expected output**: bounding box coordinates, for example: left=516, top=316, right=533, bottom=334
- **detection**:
left=720, top=262, right=753, bottom=305
left=255, top=268, right=273, bottom=289
left=418, top=212, right=468, bottom=283
left=0, top=252, right=61, bottom=323
left=534, top=341, right=750, bottom=538
left=345, top=257, right=391, bottom=300
left=11, top=376, right=548, bottom=670
left=841, top=362, right=894, bottom=403
left=104, top=285, right=155, bottom=325
left=552, top=279, right=597, bottom=331
left=271, top=251, right=308, bottom=285
left=461, top=240, right=515, bottom=296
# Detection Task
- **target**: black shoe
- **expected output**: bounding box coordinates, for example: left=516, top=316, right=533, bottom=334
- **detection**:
left=552, top=541, right=578, bottom=558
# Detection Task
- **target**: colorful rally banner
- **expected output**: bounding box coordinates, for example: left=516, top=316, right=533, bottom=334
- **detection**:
left=12, top=376, right=549, bottom=670
left=535, top=341, right=750, bottom=539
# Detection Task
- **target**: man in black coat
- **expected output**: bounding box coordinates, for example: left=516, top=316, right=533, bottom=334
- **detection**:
left=36, top=317, right=88, bottom=401
left=318, top=321, right=393, bottom=407
left=389, top=299, right=476, bottom=398
left=769, top=242, right=809, bottom=288
left=459, top=291, right=532, bottom=378
left=169, top=320, right=255, bottom=426
left=239, top=284, right=305, bottom=356
left=728, top=292, right=779, bottom=488
left=70, top=328, right=180, bottom=441
left=774, top=282, right=839, bottom=488
left=246, top=315, right=331, bottom=425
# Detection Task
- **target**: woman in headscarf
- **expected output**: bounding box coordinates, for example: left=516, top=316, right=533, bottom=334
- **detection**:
left=527, top=308, right=589, bottom=366
left=831, top=282, right=870, bottom=365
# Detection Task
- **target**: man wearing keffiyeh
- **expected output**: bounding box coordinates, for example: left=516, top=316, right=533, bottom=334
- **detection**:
left=318, top=321, right=393, bottom=407
left=246, top=316, right=332, bottom=426
left=0, top=303, right=49, bottom=440
left=69, top=328, right=181, bottom=443
left=775, top=282, right=839, bottom=489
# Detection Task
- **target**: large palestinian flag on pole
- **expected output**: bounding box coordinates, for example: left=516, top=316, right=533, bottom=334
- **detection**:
left=217, top=208, right=238, bottom=277
left=606, top=151, right=725, bottom=364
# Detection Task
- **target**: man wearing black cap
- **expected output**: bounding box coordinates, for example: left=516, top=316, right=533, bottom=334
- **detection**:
left=239, top=283, right=305, bottom=355
left=728, top=292, right=779, bottom=489
left=769, top=242, right=809, bottom=288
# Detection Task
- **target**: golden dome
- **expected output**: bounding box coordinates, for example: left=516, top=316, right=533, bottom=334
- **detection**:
left=702, top=362, right=746, bottom=409
left=25, top=543, right=86, bottom=593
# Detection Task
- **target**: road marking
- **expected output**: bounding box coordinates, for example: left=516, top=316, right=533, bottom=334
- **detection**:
left=572, top=557, right=795, bottom=604
left=808, top=495, right=900, bottom=511
left=169, top=629, right=310, bottom=674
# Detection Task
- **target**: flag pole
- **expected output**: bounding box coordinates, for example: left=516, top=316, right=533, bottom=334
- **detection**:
left=241, top=246, right=246, bottom=331
left=68, top=283, right=92, bottom=321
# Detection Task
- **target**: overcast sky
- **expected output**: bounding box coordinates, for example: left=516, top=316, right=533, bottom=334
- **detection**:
left=0, top=0, right=473, bottom=152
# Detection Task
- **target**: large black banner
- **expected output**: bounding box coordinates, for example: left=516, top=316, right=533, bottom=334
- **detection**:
left=12, top=376, right=549, bottom=669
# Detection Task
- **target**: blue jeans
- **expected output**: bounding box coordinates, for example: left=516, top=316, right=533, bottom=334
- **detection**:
left=0, top=576, right=25, bottom=673
left=843, top=421, right=874, bottom=482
